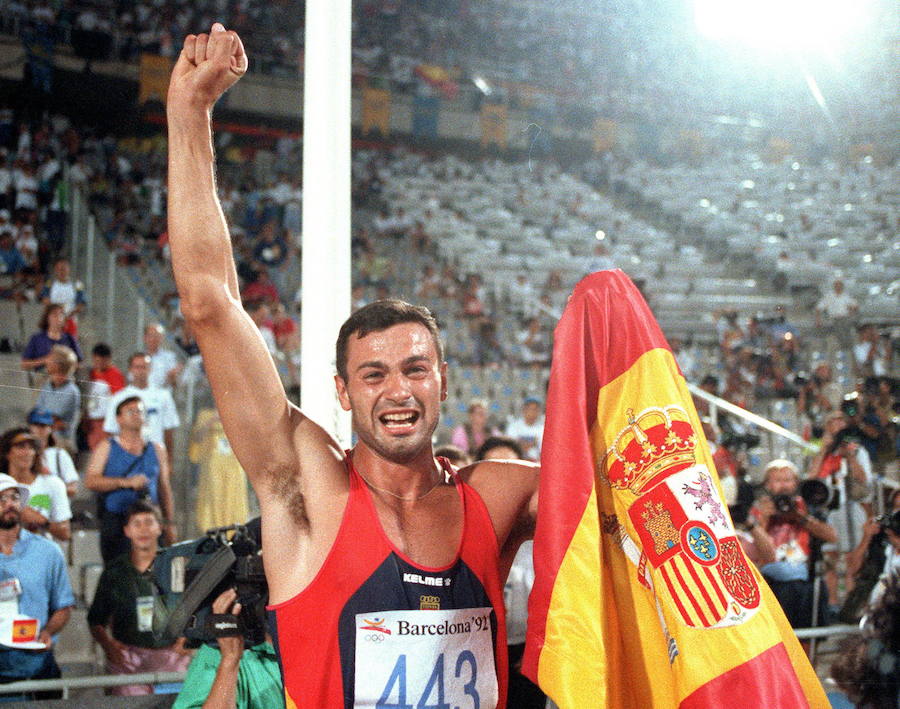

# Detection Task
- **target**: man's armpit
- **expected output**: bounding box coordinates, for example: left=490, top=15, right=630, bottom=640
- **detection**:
left=267, top=467, right=310, bottom=531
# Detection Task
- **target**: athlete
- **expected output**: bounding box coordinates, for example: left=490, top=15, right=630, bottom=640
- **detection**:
left=166, top=24, right=539, bottom=708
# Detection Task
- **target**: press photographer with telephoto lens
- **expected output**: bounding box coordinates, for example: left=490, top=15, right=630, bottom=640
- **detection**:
left=751, top=460, right=836, bottom=648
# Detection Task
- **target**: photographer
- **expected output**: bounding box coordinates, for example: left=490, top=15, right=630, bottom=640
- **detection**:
left=172, top=588, right=281, bottom=709
left=807, top=408, right=873, bottom=614
left=842, top=490, right=900, bottom=615
left=752, top=460, right=836, bottom=639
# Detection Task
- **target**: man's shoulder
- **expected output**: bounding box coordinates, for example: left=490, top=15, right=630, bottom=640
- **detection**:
left=16, top=528, right=63, bottom=559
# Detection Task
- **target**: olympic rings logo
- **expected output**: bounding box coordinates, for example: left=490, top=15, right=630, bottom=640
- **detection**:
left=364, top=633, right=386, bottom=643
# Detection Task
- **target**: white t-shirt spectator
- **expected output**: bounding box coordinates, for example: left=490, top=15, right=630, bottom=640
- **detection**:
left=43, top=279, right=85, bottom=316
left=24, top=474, right=71, bottom=526
left=41, top=446, right=79, bottom=488
left=816, top=291, right=857, bottom=319
left=148, top=348, right=180, bottom=390
left=103, top=384, right=180, bottom=445
left=503, top=541, right=535, bottom=645
left=506, top=417, right=544, bottom=461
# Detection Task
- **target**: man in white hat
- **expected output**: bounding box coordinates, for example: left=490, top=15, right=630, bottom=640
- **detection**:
left=0, top=472, right=75, bottom=699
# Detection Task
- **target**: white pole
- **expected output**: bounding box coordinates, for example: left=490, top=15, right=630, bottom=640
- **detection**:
left=85, top=217, right=95, bottom=304
left=301, top=0, right=352, bottom=445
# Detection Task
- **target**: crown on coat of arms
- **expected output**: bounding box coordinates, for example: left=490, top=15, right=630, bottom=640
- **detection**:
left=600, top=404, right=698, bottom=494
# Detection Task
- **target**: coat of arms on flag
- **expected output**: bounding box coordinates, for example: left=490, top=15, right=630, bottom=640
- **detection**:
left=601, top=405, right=760, bottom=630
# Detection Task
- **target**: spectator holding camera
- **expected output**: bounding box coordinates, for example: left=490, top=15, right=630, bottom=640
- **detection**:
left=88, top=500, right=191, bottom=695
left=808, top=408, right=874, bottom=613
left=172, top=588, right=281, bottom=709
left=86, top=396, right=176, bottom=563
left=751, top=460, right=836, bottom=637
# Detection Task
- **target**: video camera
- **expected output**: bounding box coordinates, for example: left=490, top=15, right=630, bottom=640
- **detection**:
left=151, top=518, right=267, bottom=648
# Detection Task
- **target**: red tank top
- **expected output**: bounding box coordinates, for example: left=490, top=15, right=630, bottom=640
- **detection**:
left=267, top=456, right=508, bottom=709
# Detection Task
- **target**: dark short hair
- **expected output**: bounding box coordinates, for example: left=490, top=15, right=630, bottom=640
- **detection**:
left=116, top=395, right=143, bottom=417
left=335, top=299, right=443, bottom=381
left=92, top=342, right=112, bottom=358
left=434, top=444, right=469, bottom=466
left=475, top=436, right=524, bottom=461
left=123, top=499, right=161, bottom=526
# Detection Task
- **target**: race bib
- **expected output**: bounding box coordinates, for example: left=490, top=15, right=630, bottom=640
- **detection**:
left=354, top=607, right=497, bottom=709
left=136, top=596, right=154, bottom=633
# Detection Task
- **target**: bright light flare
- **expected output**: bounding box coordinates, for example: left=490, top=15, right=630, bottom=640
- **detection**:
left=694, top=0, right=872, bottom=52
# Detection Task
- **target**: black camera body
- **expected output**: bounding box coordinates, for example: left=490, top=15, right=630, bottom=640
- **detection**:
left=152, top=518, right=268, bottom=648
left=768, top=479, right=831, bottom=519
left=877, top=510, right=900, bottom=536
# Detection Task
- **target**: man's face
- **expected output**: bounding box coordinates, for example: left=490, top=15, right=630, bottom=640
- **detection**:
left=0, top=488, right=22, bottom=529
left=523, top=401, right=541, bottom=424
left=335, top=323, right=446, bottom=464
left=124, top=512, right=160, bottom=551
left=143, top=327, right=162, bottom=353
left=129, top=357, right=151, bottom=387
left=54, top=260, right=70, bottom=281
left=765, top=467, right=798, bottom=496
left=117, top=400, right=146, bottom=431
left=92, top=353, right=111, bottom=371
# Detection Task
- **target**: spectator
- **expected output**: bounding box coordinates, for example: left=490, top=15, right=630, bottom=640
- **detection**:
left=516, top=317, right=551, bottom=367
left=20, top=303, right=83, bottom=372
left=251, top=223, right=289, bottom=295
left=829, top=575, right=900, bottom=709
left=433, top=444, right=471, bottom=468
left=808, top=410, right=874, bottom=613
left=0, top=229, right=25, bottom=294
left=103, top=352, right=180, bottom=465
left=34, top=345, right=81, bottom=450
left=39, top=257, right=86, bottom=337
left=244, top=301, right=277, bottom=355
left=840, top=489, right=900, bottom=622
left=475, top=435, right=524, bottom=462
left=27, top=409, right=78, bottom=498
left=88, top=500, right=191, bottom=695
left=85, top=342, right=126, bottom=450
left=172, top=588, right=281, bottom=709
left=0, top=428, right=70, bottom=543
left=505, top=396, right=545, bottom=461
left=852, top=324, right=889, bottom=379
left=473, top=436, right=544, bottom=709
left=815, top=278, right=858, bottom=353
left=241, top=269, right=280, bottom=305
left=451, top=399, right=497, bottom=457
left=751, top=460, right=836, bottom=648
left=87, top=396, right=176, bottom=562
left=143, top=322, right=182, bottom=391
left=0, top=472, right=74, bottom=701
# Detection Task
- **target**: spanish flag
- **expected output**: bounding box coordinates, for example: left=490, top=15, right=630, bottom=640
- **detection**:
left=522, top=270, right=828, bottom=708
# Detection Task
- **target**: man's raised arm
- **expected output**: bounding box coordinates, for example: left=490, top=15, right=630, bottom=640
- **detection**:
left=166, top=24, right=305, bottom=483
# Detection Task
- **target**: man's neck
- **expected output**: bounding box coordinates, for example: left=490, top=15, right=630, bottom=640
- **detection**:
left=0, top=526, right=20, bottom=554
left=351, top=445, right=441, bottom=496
left=118, top=430, right=144, bottom=449
left=130, top=546, right=157, bottom=572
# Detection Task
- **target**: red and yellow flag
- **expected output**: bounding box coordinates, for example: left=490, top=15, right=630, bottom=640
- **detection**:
left=523, top=270, right=828, bottom=708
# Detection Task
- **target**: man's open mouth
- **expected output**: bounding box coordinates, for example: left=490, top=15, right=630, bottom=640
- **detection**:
left=379, top=411, right=420, bottom=430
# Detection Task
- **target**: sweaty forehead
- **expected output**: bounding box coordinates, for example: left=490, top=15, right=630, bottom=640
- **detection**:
left=347, top=322, right=438, bottom=365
